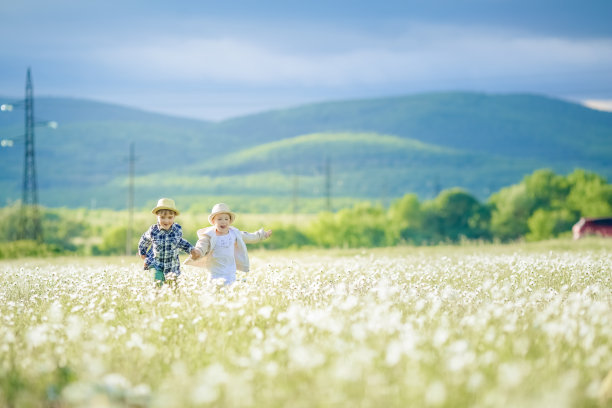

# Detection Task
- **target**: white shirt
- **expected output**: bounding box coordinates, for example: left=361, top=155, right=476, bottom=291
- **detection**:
left=209, top=231, right=238, bottom=284
left=184, top=226, right=270, bottom=285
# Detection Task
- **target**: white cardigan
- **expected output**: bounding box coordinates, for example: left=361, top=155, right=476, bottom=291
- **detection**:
left=183, top=226, right=267, bottom=272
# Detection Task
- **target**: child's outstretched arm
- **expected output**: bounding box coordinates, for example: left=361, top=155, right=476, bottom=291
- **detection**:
left=138, top=229, right=153, bottom=267
left=178, top=237, right=199, bottom=259
left=241, top=228, right=272, bottom=244
left=183, top=234, right=211, bottom=267
left=138, top=231, right=151, bottom=255
left=193, top=234, right=212, bottom=257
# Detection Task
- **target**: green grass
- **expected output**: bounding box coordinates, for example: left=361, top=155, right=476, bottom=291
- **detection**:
left=1, top=239, right=611, bottom=407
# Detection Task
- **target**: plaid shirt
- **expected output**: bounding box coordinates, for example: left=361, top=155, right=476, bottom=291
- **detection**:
left=138, top=223, right=194, bottom=276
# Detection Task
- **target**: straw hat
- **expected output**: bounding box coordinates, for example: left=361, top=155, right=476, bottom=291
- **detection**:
left=151, top=198, right=180, bottom=215
left=208, top=203, right=236, bottom=225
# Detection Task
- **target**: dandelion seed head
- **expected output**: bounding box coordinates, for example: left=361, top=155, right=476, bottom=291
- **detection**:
left=498, top=362, right=526, bottom=389
left=385, top=340, right=403, bottom=366
left=433, top=328, right=449, bottom=347
left=26, top=324, right=48, bottom=348
left=192, top=383, right=219, bottom=404
left=101, top=310, right=115, bottom=322
left=425, top=381, right=447, bottom=406
left=257, top=305, right=274, bottom=319
left=289, top=345, right=326, bottom=370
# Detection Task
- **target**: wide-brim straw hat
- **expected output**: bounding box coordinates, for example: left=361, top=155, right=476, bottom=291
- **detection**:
left=208, top=203, right=236, bottom=225
left=151, top=198, right=180, bottom=215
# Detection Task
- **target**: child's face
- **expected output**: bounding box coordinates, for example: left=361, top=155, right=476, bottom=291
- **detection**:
left=213, top=213, right=232, bottom=234
left=156, top=210, right=176, bottom=230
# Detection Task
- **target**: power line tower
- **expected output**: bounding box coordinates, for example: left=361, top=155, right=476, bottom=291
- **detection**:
left=18, top=68, right=43, bottom=241
left=432, top=174, right=441, bottom=198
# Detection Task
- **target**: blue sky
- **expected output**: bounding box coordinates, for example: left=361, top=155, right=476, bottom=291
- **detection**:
left=1, top=0, right=612, bottom=120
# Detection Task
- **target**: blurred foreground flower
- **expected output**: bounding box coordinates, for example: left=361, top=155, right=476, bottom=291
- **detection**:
left=600, top=370, right=612, bottom=405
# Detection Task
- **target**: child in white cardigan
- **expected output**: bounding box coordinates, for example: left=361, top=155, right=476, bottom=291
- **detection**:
left=184, top=203, right=272, bottom=285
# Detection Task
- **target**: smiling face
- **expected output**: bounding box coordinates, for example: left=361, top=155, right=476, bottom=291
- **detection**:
left=156, top=209, right=176, bottom=230
left=212, top=213, right=232, bottom=235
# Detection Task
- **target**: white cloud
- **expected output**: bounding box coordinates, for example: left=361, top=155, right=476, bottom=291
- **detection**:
left=90, top=23, right=612, bottom=91
left=582, top=99, right=612, bottom=112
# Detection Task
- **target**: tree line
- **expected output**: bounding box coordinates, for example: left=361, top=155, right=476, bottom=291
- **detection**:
left=261, top=168, right=612, bottom=249
left=0, top=168, right=610, bottom=257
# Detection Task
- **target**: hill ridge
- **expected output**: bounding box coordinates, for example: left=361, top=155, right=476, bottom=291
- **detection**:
left=1, top=92, right=610, bottom=209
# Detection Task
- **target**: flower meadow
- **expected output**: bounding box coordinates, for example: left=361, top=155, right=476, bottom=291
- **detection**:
left=1, top=244, right=611, bottom=407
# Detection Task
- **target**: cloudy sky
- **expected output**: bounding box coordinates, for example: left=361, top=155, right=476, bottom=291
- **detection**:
left=1, top=0, right=612, bottom=120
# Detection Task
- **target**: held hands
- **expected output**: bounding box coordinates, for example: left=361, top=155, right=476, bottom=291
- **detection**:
left=190, top=248, right=202, bottom=260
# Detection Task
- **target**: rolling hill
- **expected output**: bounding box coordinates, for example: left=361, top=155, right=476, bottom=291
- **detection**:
left=0, top=92, right=610, bottom=211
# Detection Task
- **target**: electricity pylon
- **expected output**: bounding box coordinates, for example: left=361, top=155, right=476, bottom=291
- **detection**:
left=18, top=68, right=43, bottom=241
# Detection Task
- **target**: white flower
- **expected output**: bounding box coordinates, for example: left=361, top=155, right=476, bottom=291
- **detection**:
left=191, top=383, right=218, bottom=404
left=65, top=315, right=83, bottom=341
left=257, top=306, right=274, bottom=319
left=385, top=340, right=403, bottom=366
left=101, top=310, right=115, bottom=322
left=425, top=381, right=447, bottom=406
left=126, top=333, right=144, bottom=350
left=289, top=345, right=326, bottom=370
left=26, top=324, right=48, bottom=348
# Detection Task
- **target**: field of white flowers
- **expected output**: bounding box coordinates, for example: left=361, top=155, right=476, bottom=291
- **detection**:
left=1, top=240, right=611, bottom=407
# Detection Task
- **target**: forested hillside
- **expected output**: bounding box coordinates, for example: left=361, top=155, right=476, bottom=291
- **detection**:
left=1, top=92, right=610, bottom=209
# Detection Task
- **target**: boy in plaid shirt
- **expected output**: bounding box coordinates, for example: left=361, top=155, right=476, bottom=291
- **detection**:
left=138, top=198, right=200, bottom=286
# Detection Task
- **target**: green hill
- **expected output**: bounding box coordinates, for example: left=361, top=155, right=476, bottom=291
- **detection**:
left=0, top=92, right=610, bottom=210
left=130, top=132, right=542, bottom=202
left=204, top=92, right=612, bottom=162
left=191, top=132, right=455, bottom=173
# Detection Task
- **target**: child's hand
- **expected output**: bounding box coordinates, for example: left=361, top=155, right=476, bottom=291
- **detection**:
left=264, top=230, right=272, bottom=239
left=190, top=248, right=201, bottom=259
left=140, top=254, right=146, bottom=260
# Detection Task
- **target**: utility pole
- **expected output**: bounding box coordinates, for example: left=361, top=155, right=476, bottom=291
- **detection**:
left=126, top=142, right=135, bottom=255
left=18, top=68, right=43, bottom=241
left=433, top=175, right=441, bottom=198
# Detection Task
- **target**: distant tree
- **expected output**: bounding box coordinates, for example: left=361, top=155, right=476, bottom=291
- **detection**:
left=306, top=203, right=388, bottom=248
left=490, top=169, right=569, bottom=241
left=422, top=188, right=491, bottom=243
left=305, top=212, right=335, bottom=248
left=387, top=194, right=424, bottom=244
left=489, top=168, right=612, bottom=241
left=489, top=183, right=533, bottom=241
left=261, top=224, right=311, bottom=249
left=565, top=169, right=612, bottom=217
left=0, top=205, right=87, bottom=252
left=0, top=204, right=22, bottom=242
left=523, top=169, right=570, bottom=211
left=42, top=211, right=89, bottom=252
left=526, top=208, right=575, bottom=241
left=93, top=226, right=127, bottom=255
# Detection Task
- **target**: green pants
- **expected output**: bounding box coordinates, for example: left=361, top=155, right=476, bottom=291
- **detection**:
left=151, top=267, right=165, bottom=285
